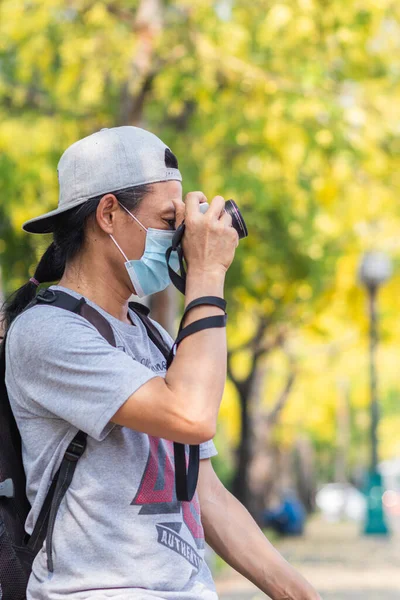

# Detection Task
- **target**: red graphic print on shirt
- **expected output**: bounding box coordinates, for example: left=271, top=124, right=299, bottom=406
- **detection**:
left=131, top=436, right=204, bottom=556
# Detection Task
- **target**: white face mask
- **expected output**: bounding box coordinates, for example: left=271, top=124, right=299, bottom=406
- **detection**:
left=110, top=204, right=179, bottom=298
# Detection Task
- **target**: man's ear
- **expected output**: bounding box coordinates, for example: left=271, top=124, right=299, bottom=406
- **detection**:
left=95, top=194, right=120, bottom=233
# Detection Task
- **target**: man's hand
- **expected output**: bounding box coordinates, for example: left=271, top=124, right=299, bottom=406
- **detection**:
left=198, top=459, right=322, bottom=600
left=173, top=191, right=238, bottom=277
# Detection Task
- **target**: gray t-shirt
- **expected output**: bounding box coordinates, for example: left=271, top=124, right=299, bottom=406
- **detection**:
left=5, top=285, right=218, bottom=600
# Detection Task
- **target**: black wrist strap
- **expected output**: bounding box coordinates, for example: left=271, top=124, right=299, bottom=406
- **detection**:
left=178, top=296, right=227, bottom=346
left=183, top=296, right=226, bottom=318
left=166, top=297, right=227, bottom=370
left=176, top=315, right=227, bottom=346
left=168, top=296, right=227, bottom=502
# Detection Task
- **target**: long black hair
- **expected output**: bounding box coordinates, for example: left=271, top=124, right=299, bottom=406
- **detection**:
left=1, top=185, right=151, bottom=332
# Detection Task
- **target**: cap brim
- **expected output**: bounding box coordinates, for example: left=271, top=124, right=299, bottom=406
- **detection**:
left=22, top=198, right=90, bottom=234
left=23, top=173, right=183, bottom=234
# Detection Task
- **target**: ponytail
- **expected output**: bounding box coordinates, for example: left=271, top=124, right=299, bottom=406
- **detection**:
left=1, top=243, right=65, bottom=332
left=1, top=183, right=151, bottom=333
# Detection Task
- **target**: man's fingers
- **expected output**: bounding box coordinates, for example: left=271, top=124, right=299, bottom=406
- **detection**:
left=184, top=192, right=229, bottom=225
left=185, top=191, right=208, bottom=218
left=172, top=198, right=186, bottom=228
left=219, top=210, right=232, bottom=228
left=207, top=195, right=226, bottom=219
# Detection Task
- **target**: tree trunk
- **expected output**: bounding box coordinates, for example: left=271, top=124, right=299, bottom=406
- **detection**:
left=232, top=360, right=266, bottom=510
left=248, top=370, right=296, bottom=521
left=293, top=436, right=316, bottom=513
left=149, top=285, right=179, bottom=337
left=117, top=0, right=179, bottom=331
left=232, top=389, right=252, bottom=507
left=118, top=0, right=163, bottom=127
left=230, top=348, right=296, bottom=519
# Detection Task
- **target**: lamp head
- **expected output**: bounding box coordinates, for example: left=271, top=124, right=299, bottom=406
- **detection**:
left=358, top=251, right=392, bottom=289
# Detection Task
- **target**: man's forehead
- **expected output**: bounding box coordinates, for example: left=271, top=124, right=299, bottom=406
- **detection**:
left=149, top=181, right=182, bottom=204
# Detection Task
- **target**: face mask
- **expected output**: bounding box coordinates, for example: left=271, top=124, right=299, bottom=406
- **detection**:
left=110, top=204, right=180, bottom=298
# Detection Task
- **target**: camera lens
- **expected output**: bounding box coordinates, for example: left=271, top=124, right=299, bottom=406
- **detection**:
left=225, top=200, right=248, bottom=240
left=198, top=199, right=248, bottom=239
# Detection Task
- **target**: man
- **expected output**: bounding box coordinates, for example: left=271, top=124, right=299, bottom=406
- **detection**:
left=4, top=126, right=320, bottom=599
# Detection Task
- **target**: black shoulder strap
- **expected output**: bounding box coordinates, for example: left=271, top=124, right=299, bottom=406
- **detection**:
left=25, top=289, right=117, bottom=570
left=128, top=301, right=150, bottom=316
left=32, top=288, right=117, bottom=347
left=129, top=302, right=171, bottom=361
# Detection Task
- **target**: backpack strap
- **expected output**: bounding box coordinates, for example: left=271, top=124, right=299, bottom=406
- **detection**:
left=80, top=303, right=117, bottom=347
left=129, top=302, right=170, bottom=361
left=128, top=302, right=200, bottom=503
left=26, top=430, right=87, bottom=567
left=45, top=430, right=87, bottom=571
left=30, top=288, right=117, bottom=347
left=24, top=289, right=117, bottom=571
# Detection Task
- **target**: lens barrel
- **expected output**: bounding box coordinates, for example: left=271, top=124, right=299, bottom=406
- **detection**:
left=225, top=199, right=248, bottom=239
left=198, top=198, right=248, bottom=239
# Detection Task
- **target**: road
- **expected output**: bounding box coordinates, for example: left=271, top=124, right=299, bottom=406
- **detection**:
left=215, top=518, right=400, bottom=600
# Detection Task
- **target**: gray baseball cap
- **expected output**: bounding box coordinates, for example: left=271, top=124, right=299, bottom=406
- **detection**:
left=22, top=126, right=182, bottom=234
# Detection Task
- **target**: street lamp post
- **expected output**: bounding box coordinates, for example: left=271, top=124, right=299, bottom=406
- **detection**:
left=358, top=251, right=392, bottom=536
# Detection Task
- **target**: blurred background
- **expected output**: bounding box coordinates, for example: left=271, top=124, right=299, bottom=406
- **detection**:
left=1, top=1, right=400, bottom=598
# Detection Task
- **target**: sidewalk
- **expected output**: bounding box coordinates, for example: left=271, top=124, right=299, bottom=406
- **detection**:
left=215, top=517, right=400, bottom=599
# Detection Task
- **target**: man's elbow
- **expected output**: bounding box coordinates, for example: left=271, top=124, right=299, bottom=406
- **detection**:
left=180, top=412, right=217, bottom=445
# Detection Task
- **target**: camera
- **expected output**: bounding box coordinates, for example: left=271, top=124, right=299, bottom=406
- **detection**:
left=166, top=198, right=248, bottom=294
left=199, top=199, right=248, bottom=240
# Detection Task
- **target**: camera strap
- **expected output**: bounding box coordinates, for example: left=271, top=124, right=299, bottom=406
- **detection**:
left=166, top=296, right=227, bottom=369
left=166, top=223, right=187, bottom=295
left=166, top=296, right=227, bottom=502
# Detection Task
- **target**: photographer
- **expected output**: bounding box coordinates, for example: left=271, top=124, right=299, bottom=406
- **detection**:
left=3, top=127, right=320, bottom=600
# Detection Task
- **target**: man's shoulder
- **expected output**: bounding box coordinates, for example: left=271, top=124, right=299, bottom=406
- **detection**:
left=7, top=303, right=98, bottom=355
left=10, top=302, right=85, bottom=329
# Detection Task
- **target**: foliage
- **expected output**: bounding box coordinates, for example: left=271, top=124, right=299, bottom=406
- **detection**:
left=1, top=0, right=400, bottom=487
